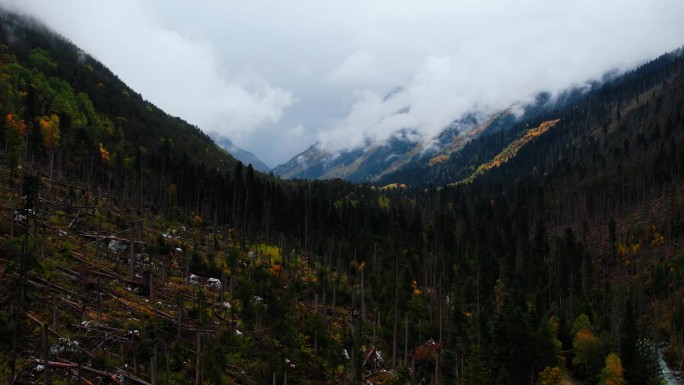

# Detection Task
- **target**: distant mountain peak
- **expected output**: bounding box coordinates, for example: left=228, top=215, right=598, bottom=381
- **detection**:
left=210, top=134, right=271, bottom=172
left=272, top=109, right=508, bottom=183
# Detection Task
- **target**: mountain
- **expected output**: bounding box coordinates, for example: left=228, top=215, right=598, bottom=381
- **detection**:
left=0, top=11, right=239, bottom=179
left=210, top=134, right=271, bottom=172
left=272, top=87, right=431, bottom=182
left=273, top=80, right=556, bottom=184
left=273, top=109, right=518, bottom=183
left=276, top=49, right=682, bottom=188
left=272, top=135, right=424, bottom=182
left=378, top=49, right=684, bottom=187
left=3, top=7, right=684, bottom=385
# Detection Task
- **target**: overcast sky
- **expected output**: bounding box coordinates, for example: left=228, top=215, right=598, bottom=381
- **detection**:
left=2, top=0, right=683, bottom=166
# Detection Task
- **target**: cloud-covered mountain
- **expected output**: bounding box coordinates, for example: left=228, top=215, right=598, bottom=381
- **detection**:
left=4, top=0, right=683, bottom=166
left=273, top=57, right=671, bottom=185
left=273, top=109, right=517, bottom=183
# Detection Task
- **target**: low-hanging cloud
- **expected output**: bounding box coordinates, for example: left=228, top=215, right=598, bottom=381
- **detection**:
left=2, top=0, right=683, bottom=166
left=318, top=0, right=684, bottom=153
left=0, top=0, right=294, bottom=151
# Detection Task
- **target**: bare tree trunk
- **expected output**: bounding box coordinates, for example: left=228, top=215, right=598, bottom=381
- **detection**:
left=361, top=266, right=366, bottom=323
left=11, top=221, right=31, bottom=385
left=151, top=342, right=157, bottom=385
left=241, top=190, right=249, bottom=251
left=184, top=248, right=189, bottom=281
left=220, top=268, right=225, bottom=313
left=95, top=214, right=102, bottom=323
left=177, top=296, right=183, bottom=339
left=165, top=341, right=170, bottom=385
left=439, top=298, right=443, bottom=343
left=41, top=224, right=46, bottom=258
left=373, top=311, right=378, bottom=344
left=314, top=293, right=318, bottom=314
left=322, top=290, right=327, bottom=327
left=52, top=298, right=58, bottom=333
left=332, top=281, right=337, bottom=328
left=393, top=254, right=399, bottom=366
left=49, top=150, right=54, bottom=182
left=130, top=224, right=136, bottom=281
left=42, top=324, right=48, bottom=385
left=195, top=331, right=202, bottom=385
left=230, top=273, right=235, bottom=302
left=404, top=313, right=409, bottom=366
left=149, top=273, right=156, bottom=303
left=133, top=333, right=138, bottom=374
left=418, top=319, right=422, bottom=347
left=314, top=329, right=318, bottom=357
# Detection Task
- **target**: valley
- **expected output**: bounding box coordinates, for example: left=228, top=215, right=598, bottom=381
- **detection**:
left=1, top=7, right=684, bottom=385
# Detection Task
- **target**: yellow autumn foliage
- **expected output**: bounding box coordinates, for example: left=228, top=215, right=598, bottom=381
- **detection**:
left=572, top=315, right=602, bottom=372
left=38, top=114, right=60, bottom=150
left=598, top=353, right=625, bottom=385
left=5, top=113, right=26, bottom=136
left=428, top=154, right=450, bottom=166
left=458, top=119, right=560, bottom=185
left=99, top=142, right=110, bottom=162
left=536, top=366, right=563, bottom=385
left=411, top=279, right=422, bottom=296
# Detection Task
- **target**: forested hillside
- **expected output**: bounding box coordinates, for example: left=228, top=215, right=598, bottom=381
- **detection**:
left=1, top=9, right=684, bottom=385
left=379, top=49, right=684, bottom=188
left=0, top=12, right=239, bottom=207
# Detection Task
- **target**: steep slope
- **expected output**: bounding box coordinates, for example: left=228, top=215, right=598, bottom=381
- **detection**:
left=0, top=11, right=237, bottom=175
left=210, top=134, right=270, bottom=172
left=378, top=49, right=684, bottom=187
left=455, top=119, right=561, bottom=185
left=271, top=142, right=330, bottom=179
left=273, top=111, right=516, bottom=183
left=276, top=51, right=680, bottom=188
left=273, top=135, right=424, bottom=182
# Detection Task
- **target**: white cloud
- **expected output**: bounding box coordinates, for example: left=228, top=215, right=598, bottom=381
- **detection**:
left=286, top=124, right=305, bottom=139
left=1, top=0, right=294, bottom=163
left=2, top=0, right=683, bottom=166
left=318, top=0, right=684, bottom=153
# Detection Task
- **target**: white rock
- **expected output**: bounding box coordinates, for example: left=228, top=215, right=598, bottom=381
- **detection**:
left=206, top=278, right=222, bottom=290
left=188, top=274, right=200, bottom=285
left=107, top=240, right=128, bottom=254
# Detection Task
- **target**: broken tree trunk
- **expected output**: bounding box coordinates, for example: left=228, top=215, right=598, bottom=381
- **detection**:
left=42, top=324, right=48, bottom=385
left=130, top=224, right=136, bottom=281
left=36, top=360, right=123, bottom=385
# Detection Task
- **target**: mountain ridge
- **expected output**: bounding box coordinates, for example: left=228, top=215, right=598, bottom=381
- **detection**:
left=273, top=49, right=684, bottom=187
left=272, top=110, right=517, bottom=183
left=210, top=134, right=271, bottom=172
